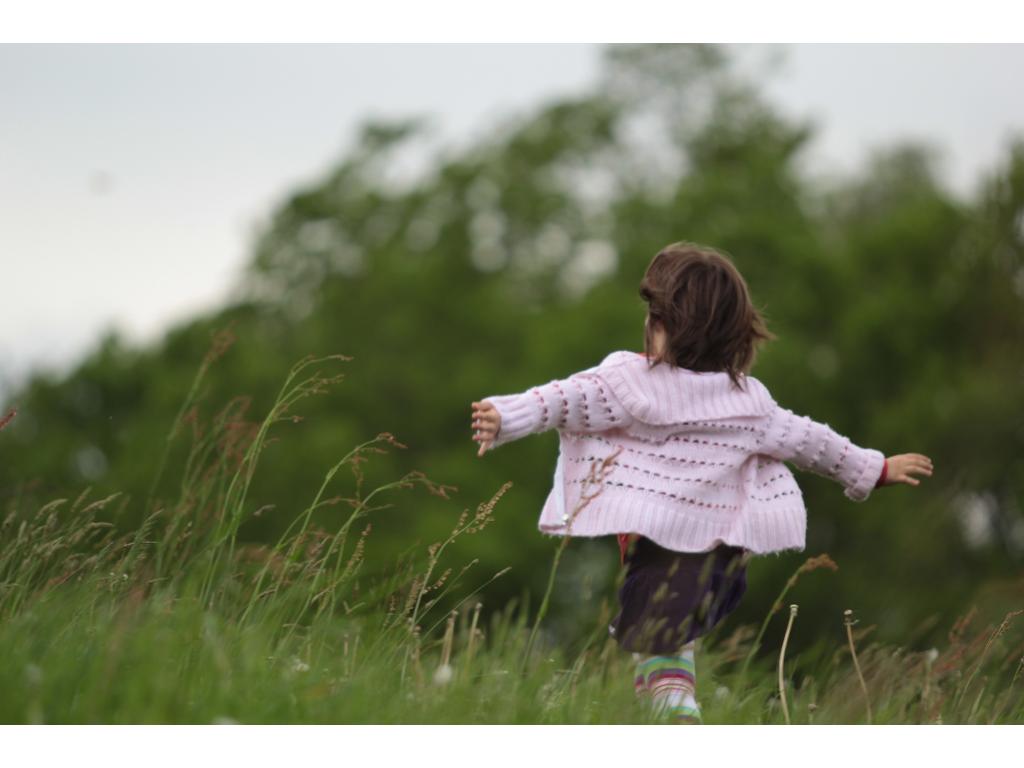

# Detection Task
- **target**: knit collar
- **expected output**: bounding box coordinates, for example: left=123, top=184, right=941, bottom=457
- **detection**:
left=591, top=350, right=775, bottom=425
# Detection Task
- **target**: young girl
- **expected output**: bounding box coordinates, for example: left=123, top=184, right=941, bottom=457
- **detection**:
left=470, top=241, right=933, bottom=723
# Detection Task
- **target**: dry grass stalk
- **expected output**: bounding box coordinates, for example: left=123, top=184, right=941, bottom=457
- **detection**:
left=402, top=576, right=423, bottom=620
left=921, top=647, right=939, bottom=719
left=778, top=604, right=798, bottom=725
left=440, top=610, right=457, bottom=668
left=407, top=481, right=511, bottom=631
left=432, top=610, right=459, bottom=686
left=956, top=608, right=1024, bottom=712
left=464, top=602, right=483, bottom=674
left=0, top=409, right=16, bottom=432
left=771, top=555, right=839, bottom=614
left=337, top=523, right=372, bottom=586
left=938, top=607, right=979, bottom=676
left=410, top=623, right=424, bottom=688
left=844, top=608, right=873, bottom=723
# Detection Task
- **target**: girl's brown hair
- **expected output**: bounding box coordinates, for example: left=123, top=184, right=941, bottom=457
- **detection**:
left=639, top=241, right=775, bottom=389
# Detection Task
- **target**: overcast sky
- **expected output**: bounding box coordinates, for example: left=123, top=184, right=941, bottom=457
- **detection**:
left=3, top=44, right=1023, bottom=396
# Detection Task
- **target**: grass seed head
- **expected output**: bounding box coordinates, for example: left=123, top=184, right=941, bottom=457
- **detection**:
left=799, top=554, right=839, bottom=575
left=0, top=409, right=17, bottom=432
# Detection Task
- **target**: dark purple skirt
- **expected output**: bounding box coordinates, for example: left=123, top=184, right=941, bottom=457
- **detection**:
left=608, top=537, right=748, bottom=655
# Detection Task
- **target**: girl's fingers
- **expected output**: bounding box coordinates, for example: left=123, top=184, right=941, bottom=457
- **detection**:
left=901, top=453, right=932, bottom=464
left=890, top=454, right=934, bottom=483
left=472, top=411, right=498, bottom=426
left=471, top=402, right=499, bottom=442
left=895, top=467, right=927, bottom=485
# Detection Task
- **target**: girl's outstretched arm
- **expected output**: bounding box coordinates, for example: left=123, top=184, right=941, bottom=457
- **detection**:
left=471, top=371, right=633, bottom=456
left=760, top=404, right=930, bottom=501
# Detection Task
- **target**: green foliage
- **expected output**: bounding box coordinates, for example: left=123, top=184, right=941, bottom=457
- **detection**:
left=0, top=379, right=1021, bottom=723
left=1, top=44, right=1023, bottom=662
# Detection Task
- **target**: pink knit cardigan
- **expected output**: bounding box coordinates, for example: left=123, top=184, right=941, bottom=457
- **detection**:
left=481, top=350, right=885, bottom=555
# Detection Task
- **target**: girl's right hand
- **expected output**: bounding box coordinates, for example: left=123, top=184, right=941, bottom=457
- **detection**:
left=882, top=453, right=933, bottom=486
left=471, top=400, right=502, bottom=457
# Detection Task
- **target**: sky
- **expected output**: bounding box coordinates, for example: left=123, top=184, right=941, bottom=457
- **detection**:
left=2, top=44, right=1024, bottom=397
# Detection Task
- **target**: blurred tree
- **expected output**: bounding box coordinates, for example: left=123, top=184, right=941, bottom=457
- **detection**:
left=2, top=45, right=1021, bottom=650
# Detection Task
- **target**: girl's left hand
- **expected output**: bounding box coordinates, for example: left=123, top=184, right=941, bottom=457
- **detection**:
left=882, top=453, right=933, bottom=486
left=471, top=401, right=501, bottom=457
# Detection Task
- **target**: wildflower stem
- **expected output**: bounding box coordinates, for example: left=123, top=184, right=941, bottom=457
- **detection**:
left=778, top=604, right=797, bottom=724
left=440, top=610, right=457, bottom=667
left=463, top=602, right=482, bottom=678
left=844, top=608, right=872, bottom=723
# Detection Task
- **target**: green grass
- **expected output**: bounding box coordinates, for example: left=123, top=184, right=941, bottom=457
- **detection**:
left=1, top=351, right=1022, bottom=724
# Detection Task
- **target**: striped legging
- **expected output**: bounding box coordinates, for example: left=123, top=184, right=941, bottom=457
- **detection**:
left=633, top=641, right=701, bottom=723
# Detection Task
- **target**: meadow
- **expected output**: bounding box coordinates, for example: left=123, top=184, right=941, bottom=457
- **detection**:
left=1, top=351, right=1021, bottom=725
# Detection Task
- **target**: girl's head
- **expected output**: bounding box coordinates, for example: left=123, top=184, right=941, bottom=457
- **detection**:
left=639, top=241, right=774, bottom=388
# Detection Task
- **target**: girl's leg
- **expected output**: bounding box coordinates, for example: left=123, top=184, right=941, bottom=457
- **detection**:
left=633, top=640, right=701, bottom=724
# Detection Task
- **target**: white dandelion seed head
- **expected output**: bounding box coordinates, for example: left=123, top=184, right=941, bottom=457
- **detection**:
left=433, top=664, right=454, bottom=685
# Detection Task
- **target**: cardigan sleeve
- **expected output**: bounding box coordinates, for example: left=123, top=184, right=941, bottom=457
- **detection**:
left=480, top=371, right=634, bottom=451
left=760, top=404, right=886, bottom=502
